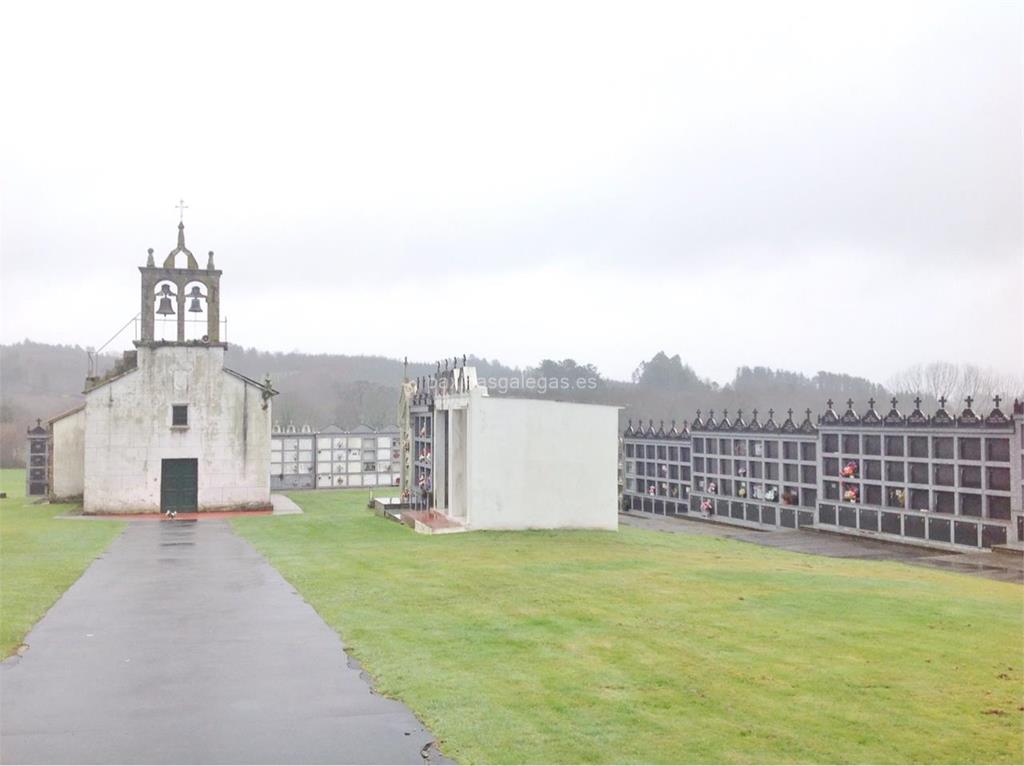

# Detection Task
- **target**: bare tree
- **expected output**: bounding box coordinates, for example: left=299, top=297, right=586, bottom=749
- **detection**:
left=887, top=363, right=923, bottom=395
left=890, top=361, right=1023, bottom=411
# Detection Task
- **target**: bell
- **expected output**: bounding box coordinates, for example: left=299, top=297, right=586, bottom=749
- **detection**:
left=156, top=297, right=175, bottom=315
left=186, top=285, right=204, bottom=312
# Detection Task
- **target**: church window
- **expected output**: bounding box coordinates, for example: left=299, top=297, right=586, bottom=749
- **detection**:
left=172, top=404, right=189, bottom=427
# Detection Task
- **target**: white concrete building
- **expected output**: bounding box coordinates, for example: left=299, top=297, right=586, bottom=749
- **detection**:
left=49, top=221, right=276, bottom=514
left=401, top=363, right=619, bottom=531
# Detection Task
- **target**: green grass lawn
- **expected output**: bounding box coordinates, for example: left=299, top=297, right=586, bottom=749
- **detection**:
left=0, top=469, right=124, bottom=658
left=234, top=489, right=1024, bottom=764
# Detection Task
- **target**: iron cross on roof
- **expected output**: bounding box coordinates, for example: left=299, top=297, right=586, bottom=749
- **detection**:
left=176, top=198, right=189, bottom=222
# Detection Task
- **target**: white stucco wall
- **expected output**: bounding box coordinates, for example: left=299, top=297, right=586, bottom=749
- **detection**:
left=82, top=345, right=272, bottom=513
left=51, top=408, right=85, bottom=499
left=462, top=393, right=619, bottom=530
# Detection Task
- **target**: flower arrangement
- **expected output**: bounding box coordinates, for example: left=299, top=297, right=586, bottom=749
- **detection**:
left=841, top=461, right=859, bottom=478
left=842, top=485, right=859, bottom=502
left=738, top=484, right=747, bottom=498
left=764, top=487, right=778, bottom=501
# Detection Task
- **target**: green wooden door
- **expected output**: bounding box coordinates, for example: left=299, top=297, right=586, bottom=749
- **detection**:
left=161, top=459, right=198, bottom=513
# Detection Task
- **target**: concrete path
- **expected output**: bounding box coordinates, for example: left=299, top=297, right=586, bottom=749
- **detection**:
left=271, top=493, right=304, bottom=515
left=1, top=521, right=448, bottom=765
left=621, top=512, right=1024, bottom=584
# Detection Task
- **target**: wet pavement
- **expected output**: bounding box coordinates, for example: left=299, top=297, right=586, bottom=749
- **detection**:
left=0, top=520, right=449, bottom=764
left=621, top=512, right=1024, bottom=584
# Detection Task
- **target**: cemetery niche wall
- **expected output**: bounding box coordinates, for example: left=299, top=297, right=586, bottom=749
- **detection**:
left=270, top=423, right=401, bottom=490
left=623, top=397, right=1024, bottom=551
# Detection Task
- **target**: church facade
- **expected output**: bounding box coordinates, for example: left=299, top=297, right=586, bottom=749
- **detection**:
left=49, top=221, right=276, bottom=514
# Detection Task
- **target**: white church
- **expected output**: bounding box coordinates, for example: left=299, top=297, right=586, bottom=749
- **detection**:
left=48, top=221, right=276, bottom=514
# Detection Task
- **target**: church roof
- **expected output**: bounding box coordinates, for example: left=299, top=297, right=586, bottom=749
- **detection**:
left=48, top=403, right=86, bottom=424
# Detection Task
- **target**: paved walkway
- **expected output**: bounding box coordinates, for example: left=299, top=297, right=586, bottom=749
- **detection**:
left=1, top=521, right=448, bottom=764
left=621, top=512, right=1024, bottom=584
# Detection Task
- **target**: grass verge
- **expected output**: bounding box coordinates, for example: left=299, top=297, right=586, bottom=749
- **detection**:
left=233, top=489, right=1024, bottom=764
left=0, top=469, right=125, bottom=658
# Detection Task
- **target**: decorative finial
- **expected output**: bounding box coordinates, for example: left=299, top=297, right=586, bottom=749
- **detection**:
left=787, top=408, right=794, bottom=418
left=207, top=250, right=215, bottom=269
left=846, top=399, right=854, bottom=410
left=146, top=247, right=155, bottom=267
left=462, top=354, right=467, bottom=367
left=868, top=397, right=876, bottom=410
left=938, top=395, right=947, bottom=409
left=805, top=408, right=812, bottom=419
left=993, top=395, right=1002, bottom=409
left=752, top=408, right=758, bottom=418
left=965, top=395, right=974, bottom=409
left=913, top=396, right=922, bottom=409
left=695, top=409, right=702, bottom=418
left=826, top=398, right=834, bottom=409
left=176, top=198, right=189, bottom=222
left=890, top=396, right=898, bottom=409
left=768, top=408, right=775, bottom=419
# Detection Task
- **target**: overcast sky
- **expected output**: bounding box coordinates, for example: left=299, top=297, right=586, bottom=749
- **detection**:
left=1, top=0, right=1020, bottom=385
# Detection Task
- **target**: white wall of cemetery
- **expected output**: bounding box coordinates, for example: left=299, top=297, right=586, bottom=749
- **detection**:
left=82, top=345, right=271, bottom=513
left=460, top=393, right=619, bottom=530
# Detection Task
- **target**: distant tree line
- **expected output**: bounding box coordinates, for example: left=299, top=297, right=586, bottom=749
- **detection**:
left=1, top=341, right=1020, bottom=468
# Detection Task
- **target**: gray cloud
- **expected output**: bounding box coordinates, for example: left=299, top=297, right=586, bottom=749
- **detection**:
left=1, top=0, right=1020, bottom=384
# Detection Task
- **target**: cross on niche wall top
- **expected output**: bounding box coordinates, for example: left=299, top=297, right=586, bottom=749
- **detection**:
left=175, top=199, right=188, bottom=222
